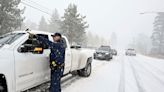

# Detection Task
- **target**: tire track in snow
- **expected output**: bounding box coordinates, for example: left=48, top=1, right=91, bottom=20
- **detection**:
left=118, top=55, right=125, bottom=92
left=127, top=56, right=146, bottom=92
left=135, top=56, right=164, bottom=76
left=130, top=57, right=164, bottom=87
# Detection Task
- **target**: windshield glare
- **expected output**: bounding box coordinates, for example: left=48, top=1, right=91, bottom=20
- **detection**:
left=98, top=46, right=111, bottom=51
left=0, top=33, right=25, bottom=45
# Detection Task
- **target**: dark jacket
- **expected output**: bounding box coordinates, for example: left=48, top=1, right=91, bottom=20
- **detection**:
left=37, top=36, right=65, bottom=69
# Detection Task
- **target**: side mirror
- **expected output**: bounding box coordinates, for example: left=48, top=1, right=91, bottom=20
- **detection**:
left=70, top=45, right=81, bottom=49
left=18, top=45, right=43, bottom=54
left=33, top=47, right=43, bottom=54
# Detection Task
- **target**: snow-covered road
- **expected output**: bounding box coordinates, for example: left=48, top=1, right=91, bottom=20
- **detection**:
left=62, top=54, right=164, bottom=92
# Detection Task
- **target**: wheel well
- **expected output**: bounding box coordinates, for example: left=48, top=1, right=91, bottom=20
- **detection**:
left=81, top=57, right=92, bottom=69
left=0, top=74, right=8, bottom=92
left=87, top=57, right=92, bottom=64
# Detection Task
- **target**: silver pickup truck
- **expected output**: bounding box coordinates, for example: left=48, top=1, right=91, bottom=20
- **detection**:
left=0, top=30, right=92, bottom=92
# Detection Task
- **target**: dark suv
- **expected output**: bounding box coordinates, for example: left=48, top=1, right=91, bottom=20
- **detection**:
left=94, top=46, right=113, bottom=61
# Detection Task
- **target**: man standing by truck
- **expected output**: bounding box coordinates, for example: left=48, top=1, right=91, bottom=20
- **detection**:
left=29, top=32, right=65, bottom=92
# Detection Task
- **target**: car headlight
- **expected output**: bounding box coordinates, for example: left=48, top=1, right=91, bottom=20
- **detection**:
left=105, top=53, right=109, bottom=55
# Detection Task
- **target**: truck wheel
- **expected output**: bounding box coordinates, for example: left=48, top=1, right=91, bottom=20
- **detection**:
left=0, top=75, right=7, bottom=92
left=0, top=85, right=4, bottom=92
left=78, top=60, right=92, bottom=77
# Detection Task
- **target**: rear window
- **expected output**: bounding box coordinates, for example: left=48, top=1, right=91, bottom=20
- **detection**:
left=32, top=34, right=49, bottom=49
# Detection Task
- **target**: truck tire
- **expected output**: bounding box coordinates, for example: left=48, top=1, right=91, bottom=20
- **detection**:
left=78, top=59, right=92, bottom=77
left=0, top=75, right=7, bottom=92
left=0, top=85, right=4, bottom=92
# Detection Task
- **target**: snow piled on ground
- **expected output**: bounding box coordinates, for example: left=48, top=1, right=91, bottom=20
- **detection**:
left=62, top=54, right=164, bottom=92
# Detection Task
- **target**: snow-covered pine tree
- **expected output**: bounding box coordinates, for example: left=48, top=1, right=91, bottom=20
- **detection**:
left=49, top=9, right=61, bottom=33
left=110, top=32, right=117, bottom=48
left=25, top=20, right=38, bottom=30
left=38, top=16, right=48, bottom=31
left=61, top=4, right=89, bottom=45
left=0, top=0, right=24, bottom=35
left=152, top=13, right=164, bottom=55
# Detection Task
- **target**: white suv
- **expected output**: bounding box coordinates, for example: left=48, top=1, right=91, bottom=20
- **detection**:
left=125, top=49, right=136, bottom=56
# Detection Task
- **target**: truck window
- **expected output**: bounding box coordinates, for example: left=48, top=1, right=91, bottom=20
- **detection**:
left=36, top=34, right=49, bottom=49
left=18, top=34, right=50, bottom=54
left=21, top=37, right=43, bottom=53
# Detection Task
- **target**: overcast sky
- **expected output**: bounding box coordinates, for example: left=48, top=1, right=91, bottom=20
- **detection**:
left=21, top=0, right=164, bottom=48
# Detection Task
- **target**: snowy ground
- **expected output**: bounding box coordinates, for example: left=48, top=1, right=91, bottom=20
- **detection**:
left=28, top=52, right=164, bottom=92
left=62, top=53, right=164, bottom=92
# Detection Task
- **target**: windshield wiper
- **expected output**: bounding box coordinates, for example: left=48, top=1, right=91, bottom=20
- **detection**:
left=5, top=35, right=16, bottom=44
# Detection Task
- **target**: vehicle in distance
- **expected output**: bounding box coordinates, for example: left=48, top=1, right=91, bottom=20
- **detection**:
left=125, top=48, right=136, bottom=56
left=111, top=49, right=117, bottom=56
left=94, top=45, right=113, bottom=61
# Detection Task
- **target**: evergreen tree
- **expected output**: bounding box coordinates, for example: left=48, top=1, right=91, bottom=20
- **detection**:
left=152, top=13, right=164, bottom=55
left=136, top=34, right=151, bottom=55
left=61, top=4, right=89, bottom=45
left=0, top=0, right=24, bottom=35
left=38, top=16, right=48, bottom=31
left=49, top=9, right=61, bottom=33
left=94, top=35, right=101, bottom=47
left=25, top=20, right=37, bottom=30
left=86, top=32, right=93, bottom=46
left=110, top=32, right=117, bottom=48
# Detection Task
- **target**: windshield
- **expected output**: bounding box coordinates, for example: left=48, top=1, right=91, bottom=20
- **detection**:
left=0, top=33, right=25, bottom=45
left=98, top=46, right=111, bottom=51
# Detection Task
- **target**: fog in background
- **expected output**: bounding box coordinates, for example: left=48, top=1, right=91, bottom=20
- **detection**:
left=21, top=0, right=164, bottom=49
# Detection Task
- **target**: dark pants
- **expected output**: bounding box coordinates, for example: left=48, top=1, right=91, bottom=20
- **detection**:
left=50, top=67, right=64, bottom=92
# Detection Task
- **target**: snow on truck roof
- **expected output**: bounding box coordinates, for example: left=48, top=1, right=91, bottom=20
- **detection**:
left=13, top=30, right=52, bottom=34
left=12, top=30, right=66, bottom=37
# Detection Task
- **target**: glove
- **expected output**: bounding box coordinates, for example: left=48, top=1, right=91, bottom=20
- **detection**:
left=50, top=61, right=58, bottom=70
left=51, top=61, right=57, bottom=67
left=27, top=32, right=36, bottom=38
